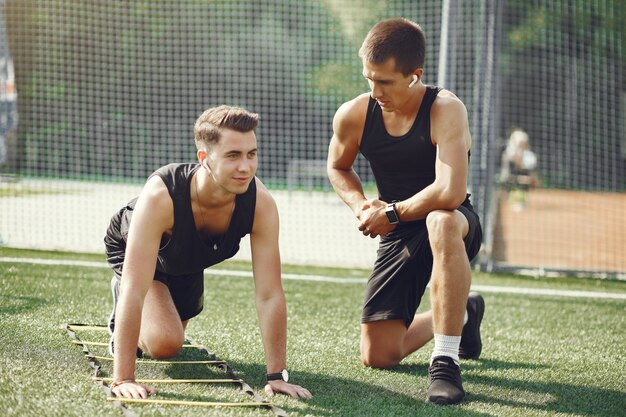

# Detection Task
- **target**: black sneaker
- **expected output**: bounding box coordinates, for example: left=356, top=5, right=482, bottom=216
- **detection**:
left=427, top=356, right=465, bottom=405
left=459, top=292, right=484, bottom=360
left=108, top=276, right=142, bottom=358
left=108, top=276, right=119, bottom=338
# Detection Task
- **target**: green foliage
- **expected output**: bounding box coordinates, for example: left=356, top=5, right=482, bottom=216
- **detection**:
left=5, top=0, right=624, bottom=187
left=499, top=0, right=625, bottom=190
left=505, top=0, right=624, bottom=58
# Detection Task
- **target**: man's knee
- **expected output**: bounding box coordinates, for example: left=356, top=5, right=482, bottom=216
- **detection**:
left=141, top=330, right=184, bottom=359
left=361, top=349, right=401, bottom=369
left=426, top=210, right=458, bottom=236
left=360, top=322, right=405, bottom=369
left=426, top=210, right=467, bottom=249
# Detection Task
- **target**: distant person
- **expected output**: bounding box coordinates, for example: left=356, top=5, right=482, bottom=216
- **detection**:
left=104, top=105, right=311, bottom=400
left=327, top=18, right=484, bottom=405
left=500, top=129, right=538, bottom=210
left=0, top=57, right=18, bottom=169
left=0, top=133, right=6, bottom=167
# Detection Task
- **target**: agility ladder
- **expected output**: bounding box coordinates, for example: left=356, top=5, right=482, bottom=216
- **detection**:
left=62, top=323, right=287, bottom=416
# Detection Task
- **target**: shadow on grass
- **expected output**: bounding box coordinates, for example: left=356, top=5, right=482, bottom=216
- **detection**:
left=0, top=294, right=46, bottom=315
left=152, top=347, right=625, bottom=417
left=394, top=357, right=549, bottom=377
left=466, top=359, right=624, bottom=417
left=229, top=363, right=495, bottom=417
left=162, top=348, right=491, bottom=417
left=400, top=358, right=624, bottom=417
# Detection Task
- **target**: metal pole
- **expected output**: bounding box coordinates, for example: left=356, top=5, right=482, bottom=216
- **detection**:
left=437, top=0, right=450, bottom=87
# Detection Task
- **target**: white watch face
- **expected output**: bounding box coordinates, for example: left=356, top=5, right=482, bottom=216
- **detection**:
left=281, top=369, right=289, bottom=382
left=386, top=206, right=399, bottom=223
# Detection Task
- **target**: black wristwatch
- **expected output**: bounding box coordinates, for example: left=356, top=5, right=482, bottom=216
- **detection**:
left=266, top=369, right=289, bottom=382
left=385, top=203, right=399, bottom=224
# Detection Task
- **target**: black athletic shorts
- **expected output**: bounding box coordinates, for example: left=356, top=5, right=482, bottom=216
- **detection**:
left=152, top=270, right=204, bottom=322
left=109, top=270, right=204, bottom=333
left=361, top=204, right=482, bottom=327
left=105, top=200, right=204, bottom=322
left=110, top=269, right=204, bottom=323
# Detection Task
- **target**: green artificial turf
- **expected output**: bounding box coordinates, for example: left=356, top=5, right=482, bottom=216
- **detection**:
left=0, top=248, right=625, bottom=416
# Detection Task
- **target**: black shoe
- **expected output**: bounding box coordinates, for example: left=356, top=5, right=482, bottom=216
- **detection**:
left=459, top=292, right=484, bottom=360
left=427, top=356, right=465, bottom=405
left=108, top=276, right=119, bottom=338
left=108, top=276, right=142, bottom=358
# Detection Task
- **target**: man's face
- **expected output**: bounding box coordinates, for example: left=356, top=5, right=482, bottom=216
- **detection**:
left=204, top=129, right=258, bottom=194
left=362, top=58, right=417, bottom=112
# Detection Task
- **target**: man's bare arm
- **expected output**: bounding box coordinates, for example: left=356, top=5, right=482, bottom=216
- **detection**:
left=394, top=95, right=470, bottom=221
left=112, top=176, right=172, bottom=398
left=250, top=179, right=312, bottom=399
left=327, top=96, right=369, bottom=218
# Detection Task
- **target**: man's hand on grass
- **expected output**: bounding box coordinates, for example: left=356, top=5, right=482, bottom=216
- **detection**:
left=111, top=380, right=157, bottom=399
left=265, top=380, right=312, bottom=399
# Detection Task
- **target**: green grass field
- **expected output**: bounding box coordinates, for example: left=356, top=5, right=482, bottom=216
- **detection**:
left=1, top=247, right=625, bottom=417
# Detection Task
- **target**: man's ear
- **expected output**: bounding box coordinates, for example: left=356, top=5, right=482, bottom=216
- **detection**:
left=410, top=68, right=424, bottom=86
left=197, top=149, right=211, bottom=171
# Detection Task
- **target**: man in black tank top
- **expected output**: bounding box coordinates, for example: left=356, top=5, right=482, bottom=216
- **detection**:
left=104, top=105, right=311, bottom=400
left=327, top=19, right=483, bottom=405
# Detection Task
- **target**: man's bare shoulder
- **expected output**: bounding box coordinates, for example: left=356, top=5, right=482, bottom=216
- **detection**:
left=334, top=93, right=371, bottom=131
left=434, top=89, right=468, bottom=117
left=431, top=89, right=471, bottom=147
left=332, top=93, right=371, bottom=149
left=251, top=177, right=278, bottom=235
left=135, top=175, right=174, bottom=224
left=142, top=175, right=171, bottom=200
left=253, top=177, right=277, bottom=212
left=432, top=89, right=469, bottom=126
left=433, top=89, right=467, bottom=114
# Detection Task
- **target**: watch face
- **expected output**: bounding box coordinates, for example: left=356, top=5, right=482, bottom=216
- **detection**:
left=281, top=369, right=289, bottom=382
left=385, top=207, right=399, bottom=223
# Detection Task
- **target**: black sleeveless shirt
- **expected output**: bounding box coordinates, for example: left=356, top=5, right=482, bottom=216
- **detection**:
left=360, top=86, right=471, bottom=209
left=360, top=86, right=442, bottom=203
left=105, top=163, right=257, bottom=277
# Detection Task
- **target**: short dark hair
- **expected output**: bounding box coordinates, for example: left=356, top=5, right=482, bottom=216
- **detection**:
left=358, top=18, right=426, bottom=76
left=194, top=105, right=259, bottom=150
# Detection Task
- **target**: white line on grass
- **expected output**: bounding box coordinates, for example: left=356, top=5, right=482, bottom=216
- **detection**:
left=2, top=257, right=626, bottom=300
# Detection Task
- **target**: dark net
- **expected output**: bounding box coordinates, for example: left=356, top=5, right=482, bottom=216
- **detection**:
left=2, top=0, right=624, bottom=276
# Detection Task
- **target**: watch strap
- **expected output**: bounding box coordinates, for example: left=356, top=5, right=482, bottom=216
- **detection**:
left=266, top=369, right=288, bottom=382
left=385, top=202, right=399, bottom=224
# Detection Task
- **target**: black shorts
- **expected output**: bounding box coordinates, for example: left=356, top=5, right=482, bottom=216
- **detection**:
left=105, top=199, right=204, bottom=322
left=361, top=204, right=482, bottom=327
left=153, top=270, right=205, bottom=322
left=110, top=270, right=204, bottom=323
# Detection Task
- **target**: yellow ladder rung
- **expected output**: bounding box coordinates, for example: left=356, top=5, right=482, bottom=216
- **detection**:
left=85, top=354, right=225, bottom=365
left=72, top=340, right=204, bottom=348
left=95, top=377, right=242, bottom=384
left=71, top=340, right=108, bottom=346
left=66, top=324, right=109, bottom=332
left=107, top=397, right=270, bottom=407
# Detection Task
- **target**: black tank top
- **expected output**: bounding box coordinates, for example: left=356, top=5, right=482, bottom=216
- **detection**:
left=105, top=163, right=256, bottom=277
left=359, top=86, right=442, bottom=202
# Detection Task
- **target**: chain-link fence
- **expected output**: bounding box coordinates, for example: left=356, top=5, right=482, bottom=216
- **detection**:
left=2, top=0, right=624, bottom=277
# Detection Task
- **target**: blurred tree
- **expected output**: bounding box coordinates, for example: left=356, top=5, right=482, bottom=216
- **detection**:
left=500, top=0, right=624, bottom=189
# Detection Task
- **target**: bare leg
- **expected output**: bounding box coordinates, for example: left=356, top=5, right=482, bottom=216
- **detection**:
left=426, top=209, right=471, bottom=338
left=361, top=209, right=471, bottom=369
left=361, top=311, right=434, bottom=368
left=403, top=310, right=433, bottom=355
left=423, top=209, right=472, bottom=405
left=138, top=280, right=186, bottom=359
left=360, top=320, right=407, bottom=368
